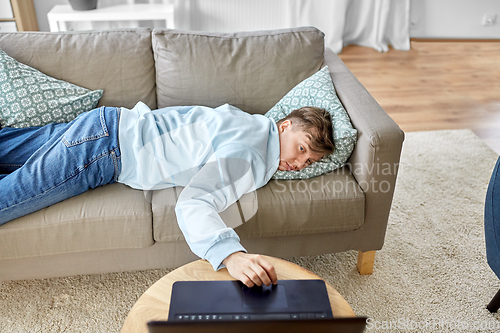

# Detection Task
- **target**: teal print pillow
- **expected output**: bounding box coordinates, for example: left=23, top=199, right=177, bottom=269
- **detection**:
left=265, top=66, right=357, bottom=180
left=0, top=49, right=103, bottom=128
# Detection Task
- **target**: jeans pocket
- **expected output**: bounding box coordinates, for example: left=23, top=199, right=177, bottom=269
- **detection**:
left=62, top=107, right=109, bottom=147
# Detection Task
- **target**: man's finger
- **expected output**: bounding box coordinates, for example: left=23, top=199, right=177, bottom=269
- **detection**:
left=240, top=274, right=255, bottom=288
left=255, top=257, right=278, bottom=285
left=244, top=270, right=263, bottom=287
left=249, top=263, right=272, bottom=286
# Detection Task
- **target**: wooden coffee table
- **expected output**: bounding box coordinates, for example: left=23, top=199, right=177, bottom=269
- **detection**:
left=121, top=255, right=355, bottom=333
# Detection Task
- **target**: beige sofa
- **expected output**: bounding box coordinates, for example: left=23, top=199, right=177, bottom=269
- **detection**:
left=0, top=27, right=404, bottom=281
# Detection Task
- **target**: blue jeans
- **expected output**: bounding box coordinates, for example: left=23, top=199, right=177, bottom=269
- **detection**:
left=486, top=156, right=500, bottom=278
left=0, top=107, right=121, bottom=226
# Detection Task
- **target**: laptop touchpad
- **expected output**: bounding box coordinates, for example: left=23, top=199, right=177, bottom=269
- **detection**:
left=241, top=284, right=288, bottom=309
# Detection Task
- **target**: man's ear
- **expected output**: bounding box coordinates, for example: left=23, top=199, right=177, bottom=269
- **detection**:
left=279, top=119, right=292, bottom=132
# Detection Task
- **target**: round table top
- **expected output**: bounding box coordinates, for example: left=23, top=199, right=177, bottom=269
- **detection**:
left=121, top=256, right=355, bottom=333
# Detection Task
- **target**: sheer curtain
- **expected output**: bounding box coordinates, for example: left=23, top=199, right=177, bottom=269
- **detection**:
left=73, top=0, right=410, bottom=53
left=344, top=0, right=410, bottom=52
left=286, top=0, right=410, bottom=52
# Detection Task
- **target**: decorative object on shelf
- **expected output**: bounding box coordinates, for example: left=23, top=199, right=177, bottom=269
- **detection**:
left=69, top=0, right=98, bottom=11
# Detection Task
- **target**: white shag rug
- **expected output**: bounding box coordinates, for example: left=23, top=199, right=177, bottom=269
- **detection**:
left=1, top=129, right=499, bottom=333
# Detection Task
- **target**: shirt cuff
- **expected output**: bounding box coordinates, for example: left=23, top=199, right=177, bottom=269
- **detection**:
left=204, top=237, right=247, bottom=271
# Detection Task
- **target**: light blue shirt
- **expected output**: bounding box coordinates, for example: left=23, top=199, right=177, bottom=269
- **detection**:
left=118, top=102, right=280, bottom=270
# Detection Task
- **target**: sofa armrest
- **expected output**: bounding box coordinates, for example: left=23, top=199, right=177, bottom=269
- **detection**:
left=323, top=48, right=405, bottom=250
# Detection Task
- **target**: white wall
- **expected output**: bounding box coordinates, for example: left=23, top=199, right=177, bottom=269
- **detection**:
left=35, top=0, right=500, bottom=40
left=34, top=0, right=66, bottom=32
left=410, top=0, right=500, bottom=39
left=174, top=0, right=290, bottom=32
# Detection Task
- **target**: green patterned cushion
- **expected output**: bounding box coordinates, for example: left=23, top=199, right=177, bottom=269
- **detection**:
left=0, top=49, right=103, bottom=128
left=265, top=66, right=357, bottom=179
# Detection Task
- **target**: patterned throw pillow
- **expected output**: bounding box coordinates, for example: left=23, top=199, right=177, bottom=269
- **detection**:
left=265, top=66, right=357, bottom=180
left=0, top=49, right=103, bottom=128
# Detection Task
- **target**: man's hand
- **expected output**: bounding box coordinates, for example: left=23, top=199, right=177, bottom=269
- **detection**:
left=222, top=252, right=278, bottom=288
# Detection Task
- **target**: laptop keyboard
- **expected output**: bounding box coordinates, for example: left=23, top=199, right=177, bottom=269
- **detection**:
left=173, top=313, right=329, bottom=321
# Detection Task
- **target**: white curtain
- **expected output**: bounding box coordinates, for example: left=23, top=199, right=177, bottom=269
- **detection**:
left=344, top=0, right=410, bottom=52
left=286, top=0, right=410, bottom=52
left=72, top=0, right=410, bottom=53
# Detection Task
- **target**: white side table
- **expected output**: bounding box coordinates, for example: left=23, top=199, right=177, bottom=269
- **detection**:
left=47, top=4, right=174, bottom=32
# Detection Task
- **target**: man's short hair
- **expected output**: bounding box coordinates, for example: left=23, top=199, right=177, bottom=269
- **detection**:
left=276, top=106, right=334, bottom=156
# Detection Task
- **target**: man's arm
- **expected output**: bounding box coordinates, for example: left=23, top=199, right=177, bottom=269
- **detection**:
left=174, top=145, right=277, bottom=286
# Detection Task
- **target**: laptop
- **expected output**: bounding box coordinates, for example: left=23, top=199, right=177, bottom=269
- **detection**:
left=148, top=318, right=368, bottom=333
left=147, top=279, right=367, bottom=333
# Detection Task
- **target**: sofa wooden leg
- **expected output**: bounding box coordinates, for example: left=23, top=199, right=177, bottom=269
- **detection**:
left=357, top=250, right=376, bottom=275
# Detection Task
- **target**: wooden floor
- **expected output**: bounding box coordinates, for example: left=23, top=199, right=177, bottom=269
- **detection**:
left=338, top=41, right=500, bottom=154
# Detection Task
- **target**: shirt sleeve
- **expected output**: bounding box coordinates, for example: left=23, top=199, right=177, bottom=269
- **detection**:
left=174, top=144, right=267, bottom=271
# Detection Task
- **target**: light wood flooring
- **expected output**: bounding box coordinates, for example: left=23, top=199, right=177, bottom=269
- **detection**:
left=338, top=41, right=500, bottom=154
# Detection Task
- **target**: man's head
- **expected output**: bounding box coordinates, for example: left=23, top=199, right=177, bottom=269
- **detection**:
left=276, top=106, right=334, bottom=171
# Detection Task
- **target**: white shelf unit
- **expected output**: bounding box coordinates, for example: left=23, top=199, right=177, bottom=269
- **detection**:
left=47, top=4, right=175, bottom=32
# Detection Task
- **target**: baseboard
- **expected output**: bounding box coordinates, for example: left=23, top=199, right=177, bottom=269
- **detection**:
left=410, top=38, right=500, bottom=43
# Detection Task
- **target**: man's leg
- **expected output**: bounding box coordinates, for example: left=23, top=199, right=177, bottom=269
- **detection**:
left=0, top=107, right=121, bottom=226
left=0, top=123, right=68, bottom=174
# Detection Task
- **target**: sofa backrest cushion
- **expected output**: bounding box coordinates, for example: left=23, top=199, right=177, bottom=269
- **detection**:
left=0, top=28, right=156, bottom=110
left=153, top=27, right=325, bottom=114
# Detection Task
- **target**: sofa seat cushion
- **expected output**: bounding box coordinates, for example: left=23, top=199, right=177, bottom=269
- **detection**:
left=0, top=183, right=153, bottom=260
left=152, top=27, right=325, bottom=114
left=151, top=166, right=364, bottom=243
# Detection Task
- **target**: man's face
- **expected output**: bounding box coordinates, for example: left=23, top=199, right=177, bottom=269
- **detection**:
left=278, top=120, right=324, bottom=171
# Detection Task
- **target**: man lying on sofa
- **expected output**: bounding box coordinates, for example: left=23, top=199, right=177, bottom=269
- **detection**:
left=0, top=102, right=334, bottom=288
